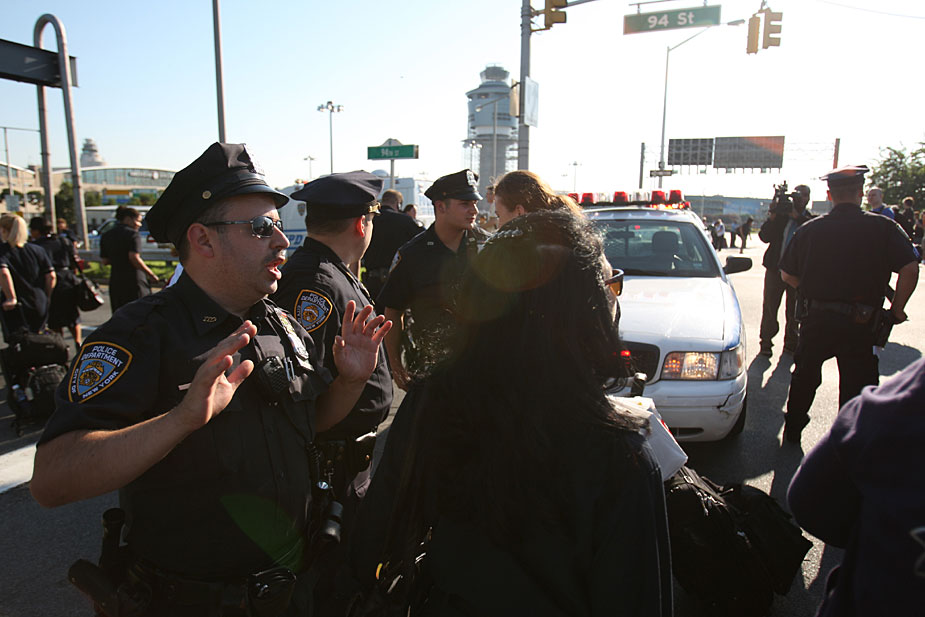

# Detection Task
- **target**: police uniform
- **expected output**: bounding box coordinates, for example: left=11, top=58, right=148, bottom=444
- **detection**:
left=779, top=165, right=918, bottom=442
left=377, top=170, right=489, bottom=378
left=38, top=143, right=332, bottom=616
left=361, top=205, right=422, bottom=303
left=100, top=219, right=151, bottom=312
left=272, top=172, right=393, bottom=500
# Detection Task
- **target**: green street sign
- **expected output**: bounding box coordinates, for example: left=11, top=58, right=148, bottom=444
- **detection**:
left=624, top=5, right=721, bottom=34
left=367, top=144, right=419, bottom=160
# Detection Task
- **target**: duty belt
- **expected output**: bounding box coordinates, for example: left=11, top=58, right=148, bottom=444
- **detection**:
left=808, top=300, right=876, bottom=323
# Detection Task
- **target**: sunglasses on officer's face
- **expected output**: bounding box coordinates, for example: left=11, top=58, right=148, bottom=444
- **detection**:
left=204, top=215, right=283, bottom=238
left=604, top=268, right=624, bottom=296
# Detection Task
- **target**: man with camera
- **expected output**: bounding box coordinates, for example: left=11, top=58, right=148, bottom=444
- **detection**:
left=778, top=165, right=919, bottom=444
left=757, top=183, right=814, bottom=357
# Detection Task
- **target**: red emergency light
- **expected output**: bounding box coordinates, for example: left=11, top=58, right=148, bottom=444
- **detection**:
left=668, top=189, right=684, bottom=203
left=651, top=190, right=667, bottom=204
left=613, top=191, right=629, bottom=204
left=580, top=192, right=594, bottom=204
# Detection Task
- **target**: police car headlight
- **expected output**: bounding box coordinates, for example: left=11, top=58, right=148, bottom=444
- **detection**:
left=661, top=346, right=743, bottom=380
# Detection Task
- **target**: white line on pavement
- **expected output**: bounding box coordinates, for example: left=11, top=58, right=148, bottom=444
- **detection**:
left=0, top=443, right=36, bottom=494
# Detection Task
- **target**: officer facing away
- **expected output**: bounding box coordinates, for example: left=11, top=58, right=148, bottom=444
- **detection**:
left=779, top=164, right=918, bottom=444
left=272, top=171, right=392, bottom=510
left=758, top=184, right=814, bottom=356
left=30, top=143, right=391, bottom=617
left=378, top=169, right=489, bottom=390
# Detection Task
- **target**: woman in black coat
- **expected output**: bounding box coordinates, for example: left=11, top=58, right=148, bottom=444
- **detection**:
left=349, top=210, right=672, bottom=616
left=0, top=215, right=56, bottom=336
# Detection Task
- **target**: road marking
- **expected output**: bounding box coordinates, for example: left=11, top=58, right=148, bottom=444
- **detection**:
left=0, top=443, right=36, bottom=494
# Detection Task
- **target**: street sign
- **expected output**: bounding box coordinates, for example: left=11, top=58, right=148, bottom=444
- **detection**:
left=650, top=169, right=675, bottom=177
left=624, top=6, right=721, bottom=35
left=367, top=144, right=418, bottom=160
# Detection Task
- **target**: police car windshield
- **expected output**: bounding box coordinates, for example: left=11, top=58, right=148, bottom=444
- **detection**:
left=595, top=219, right=719, bottom=278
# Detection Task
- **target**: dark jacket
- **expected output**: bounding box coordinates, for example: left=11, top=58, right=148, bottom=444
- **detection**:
left=788, top=357, right=925, bottom=616
left=758, top=209, right=814, bottom=270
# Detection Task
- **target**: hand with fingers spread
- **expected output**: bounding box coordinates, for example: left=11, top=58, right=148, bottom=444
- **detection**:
left=175, top=320, right=257, bottom=433
left=332, top=301, right=392, bottom=384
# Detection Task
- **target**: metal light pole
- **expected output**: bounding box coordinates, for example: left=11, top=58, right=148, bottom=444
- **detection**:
left=318, top=101, right=343, bottom=174
left=303, top=155, right=315, bottom=181
left=570, top=161, right=580, bottom=193
left=657, top=19, right=745, bottom=188
left=212, top=0, right=226, bottom=142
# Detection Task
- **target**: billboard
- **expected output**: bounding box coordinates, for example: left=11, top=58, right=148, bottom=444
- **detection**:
left=668, top=138, right=714, bottom=166
left=713, top=136, right=785, bottom=169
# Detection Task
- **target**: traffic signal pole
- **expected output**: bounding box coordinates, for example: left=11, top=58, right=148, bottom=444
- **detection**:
left=518, top=0, right=532, bottom=170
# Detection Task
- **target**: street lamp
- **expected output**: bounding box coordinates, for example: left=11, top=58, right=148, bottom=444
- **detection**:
left=303, top=155, right=315, bottom=181
left=657, top=19, right=745, bottom=188
left=569, top=161, right=580, bottom=193
left=317, top=101, right=343, bottom=174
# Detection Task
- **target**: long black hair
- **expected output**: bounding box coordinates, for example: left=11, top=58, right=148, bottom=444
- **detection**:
left=414, top=209, right=643, bottom=546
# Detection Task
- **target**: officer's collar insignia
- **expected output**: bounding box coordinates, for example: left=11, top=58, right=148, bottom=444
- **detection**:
left=69, top=342, right=134, bottom=403
left=292, top=290, right=333, bottom=335
left=202, top=315, right=217, bottom=323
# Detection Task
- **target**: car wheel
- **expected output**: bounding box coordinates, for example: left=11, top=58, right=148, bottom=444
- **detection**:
left=725, top=395, right=747, bottom=440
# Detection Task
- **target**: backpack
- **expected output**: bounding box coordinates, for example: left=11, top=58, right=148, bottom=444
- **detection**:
left=665, top=466, right=811, bottom=617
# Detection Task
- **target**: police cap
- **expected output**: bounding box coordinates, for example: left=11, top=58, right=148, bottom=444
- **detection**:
left=147, top=142, right=289, bottom=245
left=424, top=169, right=482, bottom=203
left=820, top=164, right=869, bottom=189
left=291, top=171, right=383, bottom=219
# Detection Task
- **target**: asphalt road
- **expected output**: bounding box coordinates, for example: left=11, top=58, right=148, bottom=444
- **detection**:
left=0, top=242, right=922, bottom=616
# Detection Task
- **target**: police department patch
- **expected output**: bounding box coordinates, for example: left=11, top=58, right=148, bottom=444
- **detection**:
left=69, top=342, right=133, bottom=403
left=294, top=289, right=333, bottom=332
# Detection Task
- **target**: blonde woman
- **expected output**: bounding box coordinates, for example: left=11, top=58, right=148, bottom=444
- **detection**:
left=0, top=215, right=56, bottom=335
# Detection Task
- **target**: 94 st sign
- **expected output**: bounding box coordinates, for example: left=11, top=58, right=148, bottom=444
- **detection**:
left=624, top=5, right=721, bottom=34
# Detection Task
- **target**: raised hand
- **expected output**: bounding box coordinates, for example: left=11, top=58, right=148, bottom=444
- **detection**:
left=175, top=320, right=256, bottom=432
left=332, top=301, right=392, bottom=384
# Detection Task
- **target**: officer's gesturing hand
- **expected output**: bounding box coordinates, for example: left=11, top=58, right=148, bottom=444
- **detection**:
left=316, top=301, right=392, bottom=432
left=175, top=320, right=257, bottom=432
left=332, top=300, right=392, bottom=383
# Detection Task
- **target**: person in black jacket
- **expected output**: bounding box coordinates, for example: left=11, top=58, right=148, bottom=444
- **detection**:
left=360, top=189, right=421, bottom=303
left=350, top=210, right=672, bottom=616
left=0, top=214, right=56, bottom=336
left=757, top=184, right=814, bottom=356
left=99, top=206, right=160, bottom=312
left=30, top=217, right=82, bottom=348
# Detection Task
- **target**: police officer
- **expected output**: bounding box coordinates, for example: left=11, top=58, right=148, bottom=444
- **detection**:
left=30, top=143, right=390, bottom=617
left=272, top=171, right=391, bottom=508
left=361, top=189, right=421, bottom=303
left=378, top=169, right=489, bottom=390
left=779, top=164, right=919, bottom=443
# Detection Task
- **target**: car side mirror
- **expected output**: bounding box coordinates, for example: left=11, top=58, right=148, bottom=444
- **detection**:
left=724, top=256, right=752, bottom=275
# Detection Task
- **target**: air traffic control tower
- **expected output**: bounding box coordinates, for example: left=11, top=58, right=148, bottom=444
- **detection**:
left=465, top=65, right=517, bottom=207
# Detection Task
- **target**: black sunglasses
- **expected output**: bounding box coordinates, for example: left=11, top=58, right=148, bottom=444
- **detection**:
left=204, top=215, right=283, bottom=238
left=604, top=268, right=624, bottom=296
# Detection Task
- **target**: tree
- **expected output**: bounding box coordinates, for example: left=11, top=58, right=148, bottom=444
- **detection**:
left=85, top=191, right=102, bottom=208
left=55, top=181, right=75, bottom=223
left=869, top=143, right=925, bottom=208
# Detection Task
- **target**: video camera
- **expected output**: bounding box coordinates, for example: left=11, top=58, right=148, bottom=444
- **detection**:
left=770, top=181, right=803, bottom=216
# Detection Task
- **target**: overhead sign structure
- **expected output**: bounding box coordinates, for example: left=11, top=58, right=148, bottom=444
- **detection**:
left=668, top=138, right=714, bottom=166
left=624, top=6, right=722, bottom=34
left=713, top=136, right=785, bottom=169
left=0, top=38, right=78, bottom=87
left=367, top=144, right=418, bottom=160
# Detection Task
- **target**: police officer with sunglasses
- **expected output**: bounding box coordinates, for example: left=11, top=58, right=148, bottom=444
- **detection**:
left=30, top=143, right=391, bottom=617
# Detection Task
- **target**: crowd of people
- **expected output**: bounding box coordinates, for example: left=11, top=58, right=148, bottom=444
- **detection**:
left=15, top=142, right=924, bottom=617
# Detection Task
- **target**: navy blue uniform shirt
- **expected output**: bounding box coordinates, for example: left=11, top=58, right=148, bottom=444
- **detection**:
left=779, top=203, right=917, bottom=306
left=788, top=357, right=925, bottom=616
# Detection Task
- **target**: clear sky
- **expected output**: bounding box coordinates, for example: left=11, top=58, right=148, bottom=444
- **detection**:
left=2, top=0, right=923, bottom=202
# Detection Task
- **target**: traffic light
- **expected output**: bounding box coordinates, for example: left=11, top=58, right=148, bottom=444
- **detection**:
left=544, top=0, right=567, bottom=30
left=746, top=15, right=760, bottom=54
left=763, top=11, right=782, bottom=49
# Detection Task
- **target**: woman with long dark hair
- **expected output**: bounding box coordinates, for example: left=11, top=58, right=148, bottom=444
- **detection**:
left=350, top=210, right=671, bottom=616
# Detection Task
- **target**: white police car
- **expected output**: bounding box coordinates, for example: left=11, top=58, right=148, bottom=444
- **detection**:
left=589, top=206, right=752, bottom=442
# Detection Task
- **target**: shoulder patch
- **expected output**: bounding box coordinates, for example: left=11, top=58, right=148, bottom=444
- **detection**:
left=69, top=342, right=134, bottom=403
left=294, top=289, right=334, bottom=332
